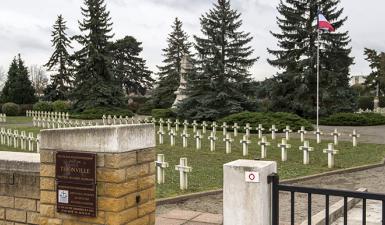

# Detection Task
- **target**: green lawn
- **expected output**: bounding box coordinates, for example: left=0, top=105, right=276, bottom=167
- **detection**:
left=1, top=118, right=384, bottom=199
left=156, top=128, right=385, bottom=198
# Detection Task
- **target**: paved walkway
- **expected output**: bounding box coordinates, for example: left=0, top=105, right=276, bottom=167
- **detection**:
left=333, top=200, right=383, bottom=225
left=156, top=209, right=222, bottom=225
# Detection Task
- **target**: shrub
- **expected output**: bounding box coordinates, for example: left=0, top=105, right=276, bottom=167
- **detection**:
left=2, top=102, right=20, bottom=116
left=137, top=101, right=155, bottom=116
left=33, top=101, right=53, bottom=112
left=52, top=100, right=71, bottom=112
left=151, top=109, right=176, bottom=119
left=320, top=113, right=385, bottom=126
left=71, top=107, right=134, bottom=120
left=19, top=104, right=33, bottom=116
left=358, top=96, right=385, bottom=110
left=218, top=112, right=314, bottom=131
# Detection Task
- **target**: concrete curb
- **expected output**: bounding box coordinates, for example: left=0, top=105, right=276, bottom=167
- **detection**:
left=156, top=159, right=385, bottom=206
left=300, top=188, right=368, bottom=225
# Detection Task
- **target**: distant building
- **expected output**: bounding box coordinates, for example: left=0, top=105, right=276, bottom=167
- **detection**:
left=350, top=75, right=367, bottom=86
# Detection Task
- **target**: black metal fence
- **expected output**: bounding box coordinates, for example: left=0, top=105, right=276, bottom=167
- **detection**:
left=269, top=173, right=385, bottom=225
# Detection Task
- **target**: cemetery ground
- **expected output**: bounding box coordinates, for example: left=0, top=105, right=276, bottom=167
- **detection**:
left=1, top=117, right=385, bottom=199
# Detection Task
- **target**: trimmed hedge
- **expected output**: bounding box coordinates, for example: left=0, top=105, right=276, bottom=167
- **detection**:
left=358, top=96, right=385, bottom=110
left=52, top=101, right=71, bottom=112
left=320, top=113, right=385, bottom=126
left=218, top=112, right=314, bottom=131
left=33, top=101, right=53, bottom=112
left=2, top=102, right=20, bottom=116
left=151, top=109, right=175, bottom=119
left=71, top=107, right=134, bottom=120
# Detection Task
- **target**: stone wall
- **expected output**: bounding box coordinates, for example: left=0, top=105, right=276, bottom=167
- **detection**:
left=0, top=152, right=40, bottom=225
left=39, top=124, right=156, bottom=225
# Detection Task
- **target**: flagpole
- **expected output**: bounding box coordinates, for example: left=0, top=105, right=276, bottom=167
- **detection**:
left=316, top=26, right=320, bottom=129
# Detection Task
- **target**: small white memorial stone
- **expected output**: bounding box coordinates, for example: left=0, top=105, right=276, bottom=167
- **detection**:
left=350, top=129, right=360, bottom=147
left=297, top=126, right=307, bottom=142
left=155, top=154, right=169, bottom=184
left=194, top=130, right=203, bottom=150
left=221, top=122, right=229, bottom=136
left=331, top=129, right=341, bottom=145
left=232, top=123, right=240, bottom=137
left=192, top=120, right=198, bottom=133
left=208, top=132, right=217, bottom=152
left=223, top=133, right=233, bottom=154
left=278, top=138, right=291, bottom=162
left=169, top=128, right=177, bottom=146
left=314, top=127, right=323, bottom=144
left=181, top=129, right=190, bottom=148
left=256, top=124, right=265, bottom=139
left=269, top=125, right=278, bottom=140
left=258, top=136, right=270, bottom=159
left=201, top=121, right=208, bottom=134
left=283, top=126, right=292, bottom=140
left=299, top=141, right=314, bottom=165
left=240, top=135, right=251, bottom=156
left=244, top=123, right=252, bottom=136
left=323, top=143, right=338, bottom=168
left=175, top=158, right=192, bottom=190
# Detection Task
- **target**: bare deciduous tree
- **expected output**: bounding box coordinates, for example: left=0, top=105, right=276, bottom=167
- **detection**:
left=29, top=65, right=49, bottom=97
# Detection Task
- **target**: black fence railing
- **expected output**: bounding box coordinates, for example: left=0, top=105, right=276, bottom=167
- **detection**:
left=269, top=173, right=385, bottom=225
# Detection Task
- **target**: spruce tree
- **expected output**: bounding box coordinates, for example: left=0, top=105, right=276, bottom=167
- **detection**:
left=178, top=0, right=258, bottom=120
left=152, top=18, right=193, bottom=108
left=109, top=36, right=154, bottom=96
left=364, top=48, right=385, bottom=95
left=72, top=0, right=124, bottom=110
left=1, top=55, right=37, bottom=104
left=267, top=0, right=356, bottom=117
left=44, top=15, right=73, bottom=101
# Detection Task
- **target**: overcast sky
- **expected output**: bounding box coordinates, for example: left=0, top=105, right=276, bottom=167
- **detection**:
left=0, top=0, right=384, bottom=81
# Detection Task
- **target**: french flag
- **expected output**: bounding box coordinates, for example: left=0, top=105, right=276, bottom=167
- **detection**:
left=318, top=13, right=335, bottom=32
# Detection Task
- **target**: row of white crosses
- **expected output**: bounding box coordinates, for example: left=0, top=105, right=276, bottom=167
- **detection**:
left=0, top=128, right=40, bottom=152
left=33, top=117, right=99, bottom=129
left=155, top=154, right=192, bottom=190
left=26, top=110, right=69, bottom=120
left=153, top=117, right=361, bottom=148
left=0, top=114, right=6, bottom=123
left=102, top=115, right=140, bottom=125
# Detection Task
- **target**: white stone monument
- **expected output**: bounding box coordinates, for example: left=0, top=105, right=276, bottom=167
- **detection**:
left=299, top=141, right=314, bottom=165
left=172, top=55, right=192, bottom=108
left=278, top=138, right=291, bottom=162
left=175, top=158, right=192, bottom=190
left=323, top=143, right=338, bottom=168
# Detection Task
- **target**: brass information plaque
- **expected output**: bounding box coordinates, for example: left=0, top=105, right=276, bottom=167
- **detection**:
left=56, top=151, right=97, bottom=217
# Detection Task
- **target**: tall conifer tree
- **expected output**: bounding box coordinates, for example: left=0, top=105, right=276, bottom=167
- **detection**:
left=44, top=15, right=73, bottom=101
left=109, top=36, right=154, bottom=96
left=152, top=18, right=193, bottom=108
left=1, top=55, right=36, bottom=104
left=364, top=48, right=385, bottom=95
left=267, top=0, right=356, bottom=117
left=178, top=0, right=258, bottom=120
left=72, top=0, right=124, bottom=110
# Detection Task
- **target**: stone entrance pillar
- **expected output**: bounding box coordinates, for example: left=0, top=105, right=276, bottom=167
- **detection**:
left=223, top=160, right=277, bottom=225
left=39, top=124, right=156, bottom=225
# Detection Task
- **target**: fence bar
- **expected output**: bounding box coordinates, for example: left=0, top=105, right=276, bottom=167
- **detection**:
left=271, top=174, right=279, bottom=225
left=363, top=198, right=366, bottom=225
left=382, top=200, right=385, bottom=225
left=325, top=195, right=329, bottom=225
left=291, top=191, right=295, bottom=225
left=308, top=193, right=312, bottom=225
left=344, top=197, right=348, bottom=225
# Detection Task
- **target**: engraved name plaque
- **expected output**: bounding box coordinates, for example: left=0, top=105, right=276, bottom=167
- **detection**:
left=56, top=151, right=97, bottom=217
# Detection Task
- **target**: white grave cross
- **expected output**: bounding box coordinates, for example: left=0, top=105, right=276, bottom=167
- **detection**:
left=155, top=154, right=169, bottom=184
left=232, top=123, right=240, bottom=137
left=283, top=126, right=292, bottom=140
left=194, top=130, right=203, bottom=150
left=240, top=135, right=251, bottom=156
left=323, top=143, right=338, bottom=168
left=278, top=138, right=291, bottom=162
left=331, top=129, right=341, bottom=145
left=299, top=141, right=314, bottom=165
left=208, top=132, right=217, bottom=152
left=314, top=128, right=323, bottom=144
left=223, top=133, right=233, bottom=154
left=269, top=125, right=278, bottom=140
left=297, top=126, right=307, bottom=142
left=258, top=136, right=271, bottom=159
left=175, top=158, right=192, bottom=190
left=350, top=129, right=360, bottom=147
